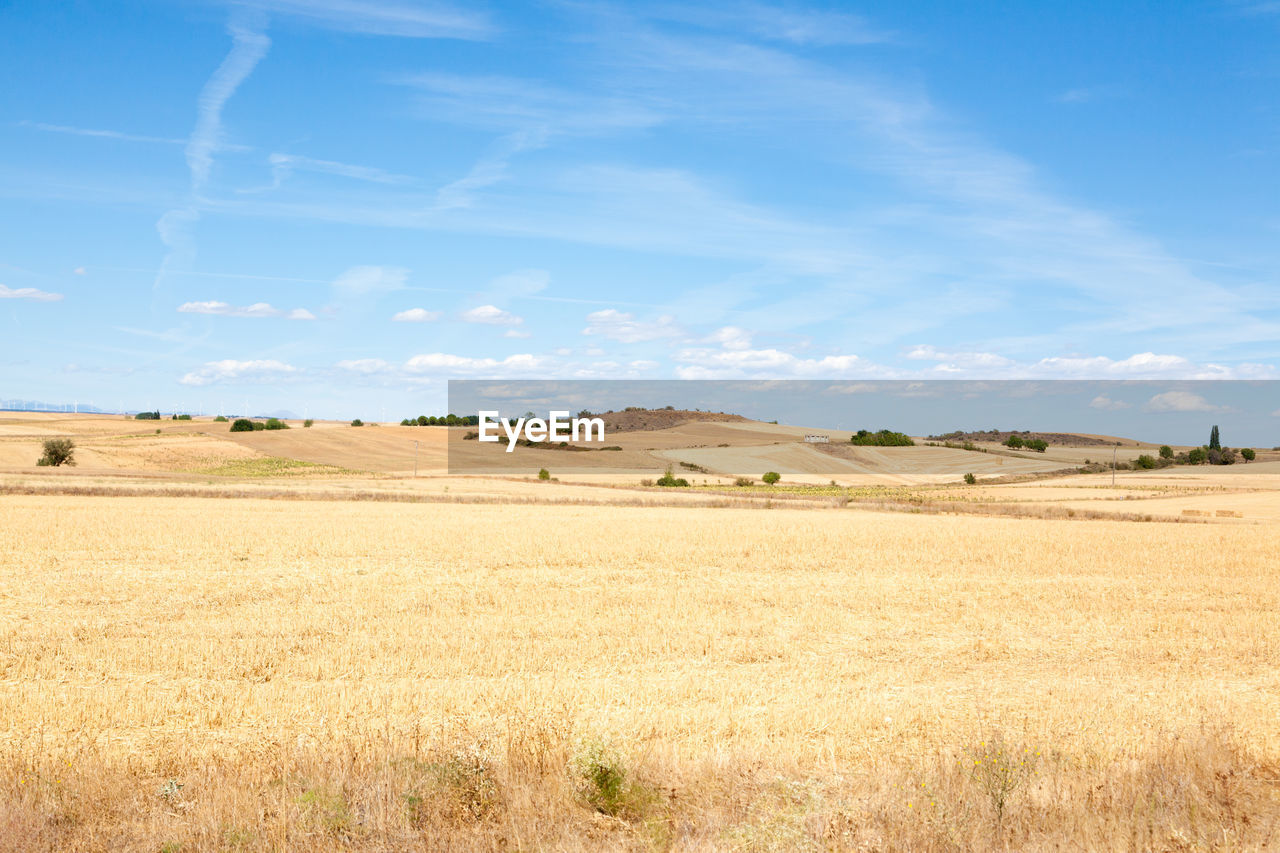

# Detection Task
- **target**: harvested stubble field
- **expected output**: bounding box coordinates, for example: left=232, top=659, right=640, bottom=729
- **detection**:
left=2, top=492, right=1279, bottom=850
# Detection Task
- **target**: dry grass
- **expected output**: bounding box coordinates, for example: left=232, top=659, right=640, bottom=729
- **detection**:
left=2, top=495, right=1279, bottom=849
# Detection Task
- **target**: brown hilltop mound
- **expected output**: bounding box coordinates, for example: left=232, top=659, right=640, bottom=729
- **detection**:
left=928, top=429, right=1114, bottom=447
left=591, top=407, right=748, bottom=433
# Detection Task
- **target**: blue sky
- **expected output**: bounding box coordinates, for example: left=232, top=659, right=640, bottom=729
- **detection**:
left=1, top=0, right=1278, bottom=419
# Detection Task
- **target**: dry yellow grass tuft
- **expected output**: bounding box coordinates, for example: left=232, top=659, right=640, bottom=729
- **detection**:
left=2, top=494, right=1279, bottom=849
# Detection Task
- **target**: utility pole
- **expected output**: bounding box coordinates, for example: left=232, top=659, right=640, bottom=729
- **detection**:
left=1112, top=444, right=1117, bottom=487
left=413, top=440, right=419, bottom=478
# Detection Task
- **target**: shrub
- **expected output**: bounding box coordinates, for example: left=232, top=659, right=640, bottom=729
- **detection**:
left=303, top=419, right=313, bottom=428
left=572, top=743, right=654, bottom=819
left=229, top=418, right=255, bottom=433
left=538, top=468, right=550, bottom=480
left=1004, top=435, right=1024, bottom=449
left=762, top=471, right=781, bottom=485
left=1187, top=447, right=1207, bottom=465
left=264, top=418, right=289, bottom=430
left=656, top=467, right=689, bottom=487
left=37, top=438, right=76, bottom=467
left=1023, top=438, right=1048, bottom=452
left=734, top=476, right=754, bottom=486
left=963, top=472, right=977, bottom=485
left=350, top=419, right=363, bottom=427
left=1135, top=454, right=1157, bottom=469
left=213, top=415, right=228, bottom=422
left=1241, top=447, right=1256, bottom=462
left=134, top=410, right=160, bottom=420
left=1159, top=445, right=1174, bottom=459
left=173, top=413, right=192, bottom=420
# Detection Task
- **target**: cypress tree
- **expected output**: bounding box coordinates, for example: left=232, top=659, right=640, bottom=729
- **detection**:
left=1209, top=425, right=1221, bottom=450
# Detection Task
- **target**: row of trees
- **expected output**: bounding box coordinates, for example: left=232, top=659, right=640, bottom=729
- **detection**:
left=399, top=414, right=481, bottom=426
left=1004, top=435, right=1048, bottom=452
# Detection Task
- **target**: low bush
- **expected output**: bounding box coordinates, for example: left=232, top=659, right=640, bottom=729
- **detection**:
left=229, top=419, right=255, bottom=433
left=350, top=419, right=364, bottom=427
left=538, top=468, right=550, bottom=480
left=656, top=467, right=690, bottom=487
left=762, top=471, right=781, bottom=485
left=303, top=419, right=314, bottom=428
left=213, top=415, right=228, bottom=422
left=734, top=476, right=754, bottom=486
left=264, top=418, right=289, bottom=430
left=964, top=473, right=977, bottom=485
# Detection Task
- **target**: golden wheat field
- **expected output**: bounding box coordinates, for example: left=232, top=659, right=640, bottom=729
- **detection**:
left=2, top=490, right=1279, bottom=850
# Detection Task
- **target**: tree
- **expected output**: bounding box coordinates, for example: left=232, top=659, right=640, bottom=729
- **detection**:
left=538, top=468, right=551, bottom=480
left=1004, top=435, right=1024, bottom=449
left=134, top=410, right=160, bottom=420
left=264, top=418, right=289, bottom=430
left=350, top=419, right=364, bottom=427
left=229, top=418, right=255, bottom=433
left=1209, top=425, right=1221, bottom=451
left=303, top=419, right=313, bottom=428
left=762, top=471, right=781, bottom=485
left=37, top=438, right=76, bottom=467
left=1135, top=454, right=1157, bottom=469
left=1159, top=445, right=1173, bottom=460
left=1187, top=447, right=1207, bottom=465
left=963, top=473, right=977, bottom=485
left=1241, top=448, right=1256, bottom=462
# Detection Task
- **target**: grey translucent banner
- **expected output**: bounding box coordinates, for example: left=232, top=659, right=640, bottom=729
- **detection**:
left=445, top=380, right=1280, bottom=477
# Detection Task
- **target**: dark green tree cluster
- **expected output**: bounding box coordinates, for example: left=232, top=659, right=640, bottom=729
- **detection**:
left=850, top=429, right=914, bottom=447
left=134, top=410, right=161, bottom=420
left=1004, top=435, right=1048, bottom=452
left=399, top=414, right=481, bottom=426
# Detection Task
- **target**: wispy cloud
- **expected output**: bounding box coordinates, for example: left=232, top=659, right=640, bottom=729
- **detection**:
left=17, top=121, right=186, bottom=146
left=462, top=304, right=523, bottom=326
left=1145, top=391, right=1228, bottom=413
left=180, top=358, right=299, bottom=386
left=242, top=153, right=415, bottom=193
left=391, top=307, right=440, bottom=322
left=178, top=300, right=315, bottom=319
left=905, top=345, right=1014, bottom=369
left=333, top=265, right=409, bottom=297
left=1089, top=395, right=1131, bottom=411
left=243, top=0, right=493, bottom=40
left=187, top=22, right=271, bottom=193
left=0, top=284, right=63, bottom=302
left=647, top=3, right=895, bottom=46
left=582, top=309, right=682, bottom=343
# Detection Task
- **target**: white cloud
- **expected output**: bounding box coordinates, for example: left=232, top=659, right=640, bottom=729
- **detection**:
left=706, top=326, right=753, bottom=350
left=674, top=347, right=883, bottom=379
left=72, top=267, right=86, bottom=275
left=582, top=309, right=682, bottom=343
left=462, top=304, right=523, bottom=325
left=335, top=358, right=391, bottom=374
left=906, top=345, right=1014, bottom=368
left=503, top=329, right=531, bottom=338
left=178, top=300, right=313, bottom=319
left=404, top=352, right=544, bottom=374
left=1145, top=391, right=1226, bottom=413
left=0, top=284, right=63, bottom=302
left=1089, top=395, right=1131, bottom=411
left=392, top=307, right=441, bottom=322
left=333, top=265, right=409, bottom=297
left=179, top=359, right=298, bottom=386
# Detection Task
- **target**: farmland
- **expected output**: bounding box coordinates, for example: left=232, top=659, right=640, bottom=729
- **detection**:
left=1, top=413, right=1279, bottom=849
